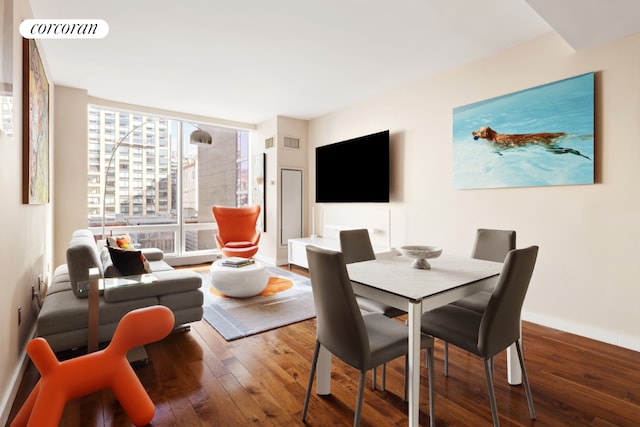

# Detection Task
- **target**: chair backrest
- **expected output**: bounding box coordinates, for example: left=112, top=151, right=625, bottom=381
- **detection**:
left=339, top=229, right=376, bottom=264
left=306, top=245, right=369, bottom=369
left=212, top=205, right=260, bottom=243
left=472, top=228, right=516, bottom=262
left=479, top=245, right=538, bottom=357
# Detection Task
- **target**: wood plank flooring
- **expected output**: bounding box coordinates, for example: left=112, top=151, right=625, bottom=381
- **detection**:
left=7, top=265, right=640, bottom=426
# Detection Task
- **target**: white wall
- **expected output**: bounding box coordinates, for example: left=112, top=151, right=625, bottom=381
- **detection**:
left=0, top=0, right=53, bottom=422
left=254, top=117, right=278, bottom=263
left=53, top=86, right=88, bottom=267
left=308, top=32, right=640, bottom=351
left=254, top=116, right=309, bottom=265
left=275, top=116, right=308, bottom=263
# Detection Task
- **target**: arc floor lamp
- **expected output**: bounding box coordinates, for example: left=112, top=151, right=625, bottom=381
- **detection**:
left=101, top=122, right=213, bottom=238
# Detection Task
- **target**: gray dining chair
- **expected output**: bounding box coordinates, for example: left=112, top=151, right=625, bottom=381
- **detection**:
left=420, top=245, right=538, bottom=427
left=443, top=229, right=516, bottom=375
left=340, top=229, right=406, bottom=318
left=340, top=229, right=406, bottom=390
left=302, top=245, right=435, bottom=427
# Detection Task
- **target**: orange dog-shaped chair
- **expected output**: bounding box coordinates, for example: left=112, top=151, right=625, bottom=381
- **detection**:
left=212, top=205, right=261, bottom=258
left=11, top=306, right=175, bottom=427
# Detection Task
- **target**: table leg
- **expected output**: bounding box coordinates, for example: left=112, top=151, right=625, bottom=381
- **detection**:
left=507, top=340, right=522, bottom=385
left=407, top=301, right=422, bottom=427
left=315, top=344, right=332, bottom=395
left=507, top=319, right=523, bottom=385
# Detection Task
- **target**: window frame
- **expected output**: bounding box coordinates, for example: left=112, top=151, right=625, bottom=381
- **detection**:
left=87, top=104, right=252, bottom=262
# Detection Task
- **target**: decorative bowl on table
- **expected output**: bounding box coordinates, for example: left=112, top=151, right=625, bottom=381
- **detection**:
left=399, top=245, right=443, bottom=269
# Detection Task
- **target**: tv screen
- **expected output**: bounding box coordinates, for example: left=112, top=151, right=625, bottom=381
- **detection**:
left=315, top=130, right=390, bottom=203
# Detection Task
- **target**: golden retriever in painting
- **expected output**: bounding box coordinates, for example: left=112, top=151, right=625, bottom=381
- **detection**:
left=472, top=126, right=565, bottom=147
left=471, top=125, right=591, bottom=159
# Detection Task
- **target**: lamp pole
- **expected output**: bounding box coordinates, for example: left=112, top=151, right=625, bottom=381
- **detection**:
left=100, top=120, right=213, bottom=240
left=101, top=120, right=156, bottom=239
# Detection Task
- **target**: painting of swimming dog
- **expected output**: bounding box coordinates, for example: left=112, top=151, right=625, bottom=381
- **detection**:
left=452, top=72, right=594, bottom=189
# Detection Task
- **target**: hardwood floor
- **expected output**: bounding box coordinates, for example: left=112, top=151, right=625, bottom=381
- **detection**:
left=7, top=265, right=640, bottom=426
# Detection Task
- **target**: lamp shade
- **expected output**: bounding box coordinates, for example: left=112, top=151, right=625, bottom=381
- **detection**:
left=190, top=129, right=213, bottom=145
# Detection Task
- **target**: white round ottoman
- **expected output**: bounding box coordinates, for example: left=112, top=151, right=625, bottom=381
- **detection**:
left=209, top=259, right=269, bottom=298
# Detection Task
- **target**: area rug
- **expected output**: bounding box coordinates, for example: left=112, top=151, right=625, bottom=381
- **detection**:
left=198, top=266, right=315, bottom=341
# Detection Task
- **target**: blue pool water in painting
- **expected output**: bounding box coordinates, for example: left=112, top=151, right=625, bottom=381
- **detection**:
left=452, top=73, right=594, bottom=189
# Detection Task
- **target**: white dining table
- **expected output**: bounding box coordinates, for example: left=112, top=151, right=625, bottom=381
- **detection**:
left=313, top=253, right=522, bottom=427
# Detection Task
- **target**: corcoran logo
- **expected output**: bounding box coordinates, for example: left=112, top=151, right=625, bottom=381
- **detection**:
left=20, top=19, right=109, bottom=39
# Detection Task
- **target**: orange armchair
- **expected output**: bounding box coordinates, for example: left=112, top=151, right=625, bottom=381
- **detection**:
left=212, top=205, right=261, bottom=258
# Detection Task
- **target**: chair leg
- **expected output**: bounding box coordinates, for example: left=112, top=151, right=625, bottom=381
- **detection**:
left=443, top=340, right=449, bottom=376
left=372, top=367, right=377, bottom=390
left=354, top=371, right=367, bottom=427
left=302, top=341, right=321, bottom=423
left=381, top=363, right=386, bottom=391
left=515, top=340, right=536, bottom=420
left=483, top=358, right=500, bottom=427
left=426, top=346, right=435, bottom=427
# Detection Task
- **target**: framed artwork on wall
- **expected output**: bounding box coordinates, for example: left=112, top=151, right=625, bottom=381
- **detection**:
left=22, top=37, right=50, bottom=204
left=452, top=72, right=595, bottom=190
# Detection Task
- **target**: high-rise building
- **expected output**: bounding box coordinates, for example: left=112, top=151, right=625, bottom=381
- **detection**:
left=88, top=106, right=174, bottom=226
left=87, top=105, right=249, bottom=254
left=0, top=94, right=13, bottom=135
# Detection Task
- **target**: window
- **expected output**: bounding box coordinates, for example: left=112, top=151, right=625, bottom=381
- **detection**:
left=87, top=105, right=250, bottom=257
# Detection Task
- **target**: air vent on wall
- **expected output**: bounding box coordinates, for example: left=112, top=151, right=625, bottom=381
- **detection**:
left=283, top=136, right=300, bottom=149
left=265, top=137, right=274, bottom=149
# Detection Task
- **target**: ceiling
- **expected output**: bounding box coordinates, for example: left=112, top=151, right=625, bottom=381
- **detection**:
left=27, top=0, right=640, bottom=125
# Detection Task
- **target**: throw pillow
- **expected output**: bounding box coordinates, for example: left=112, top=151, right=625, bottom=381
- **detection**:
left=107, top=233, right=134, bottom=250
left=108, top=246, right=149, bottom=276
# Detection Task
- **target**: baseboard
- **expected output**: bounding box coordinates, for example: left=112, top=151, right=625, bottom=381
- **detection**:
left=0, top=325, right=36, bottom=426
left=523, top=310, right=640, bottom=352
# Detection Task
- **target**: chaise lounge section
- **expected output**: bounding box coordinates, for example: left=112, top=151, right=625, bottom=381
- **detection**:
left=37, top=229, right=203, bottom=353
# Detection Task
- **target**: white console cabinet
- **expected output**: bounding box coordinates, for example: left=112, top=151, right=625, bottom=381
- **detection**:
left=288, top=237, right=341, bottom=268
left=288, top=236, right=395, bottom=268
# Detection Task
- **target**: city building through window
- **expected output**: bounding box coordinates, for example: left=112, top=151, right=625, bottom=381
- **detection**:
left=87, top=105, right=250, bottom=258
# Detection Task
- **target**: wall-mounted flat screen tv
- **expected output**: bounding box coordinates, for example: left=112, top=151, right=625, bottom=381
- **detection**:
left=315, top=130, right=389, bottom=203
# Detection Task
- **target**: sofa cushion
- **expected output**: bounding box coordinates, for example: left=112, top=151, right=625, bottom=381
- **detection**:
left=102, top=246, right=171, bottom=276
left=48, top=279, right=72, bottom=296
left=141, top=247, right=164, bottom=262
left=103, top=270, right=202, bottom=303
left=52, top=264, right=70, bottom=282
left=147, top=259, right=174, bottom=272
left=47, top=265, right=72, bottom=296
left=107, top=246, right=150, bottom=276
left=171, top=306, right=204, bottom=327
left=159, top=289, right=204, bottom=311
left=37, top=288, right=158, bottom=336
left=66, top=230, right=104, bottom=298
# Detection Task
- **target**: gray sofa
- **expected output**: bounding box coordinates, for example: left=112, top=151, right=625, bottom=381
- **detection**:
left=37, top=229, right=203, bottom=353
